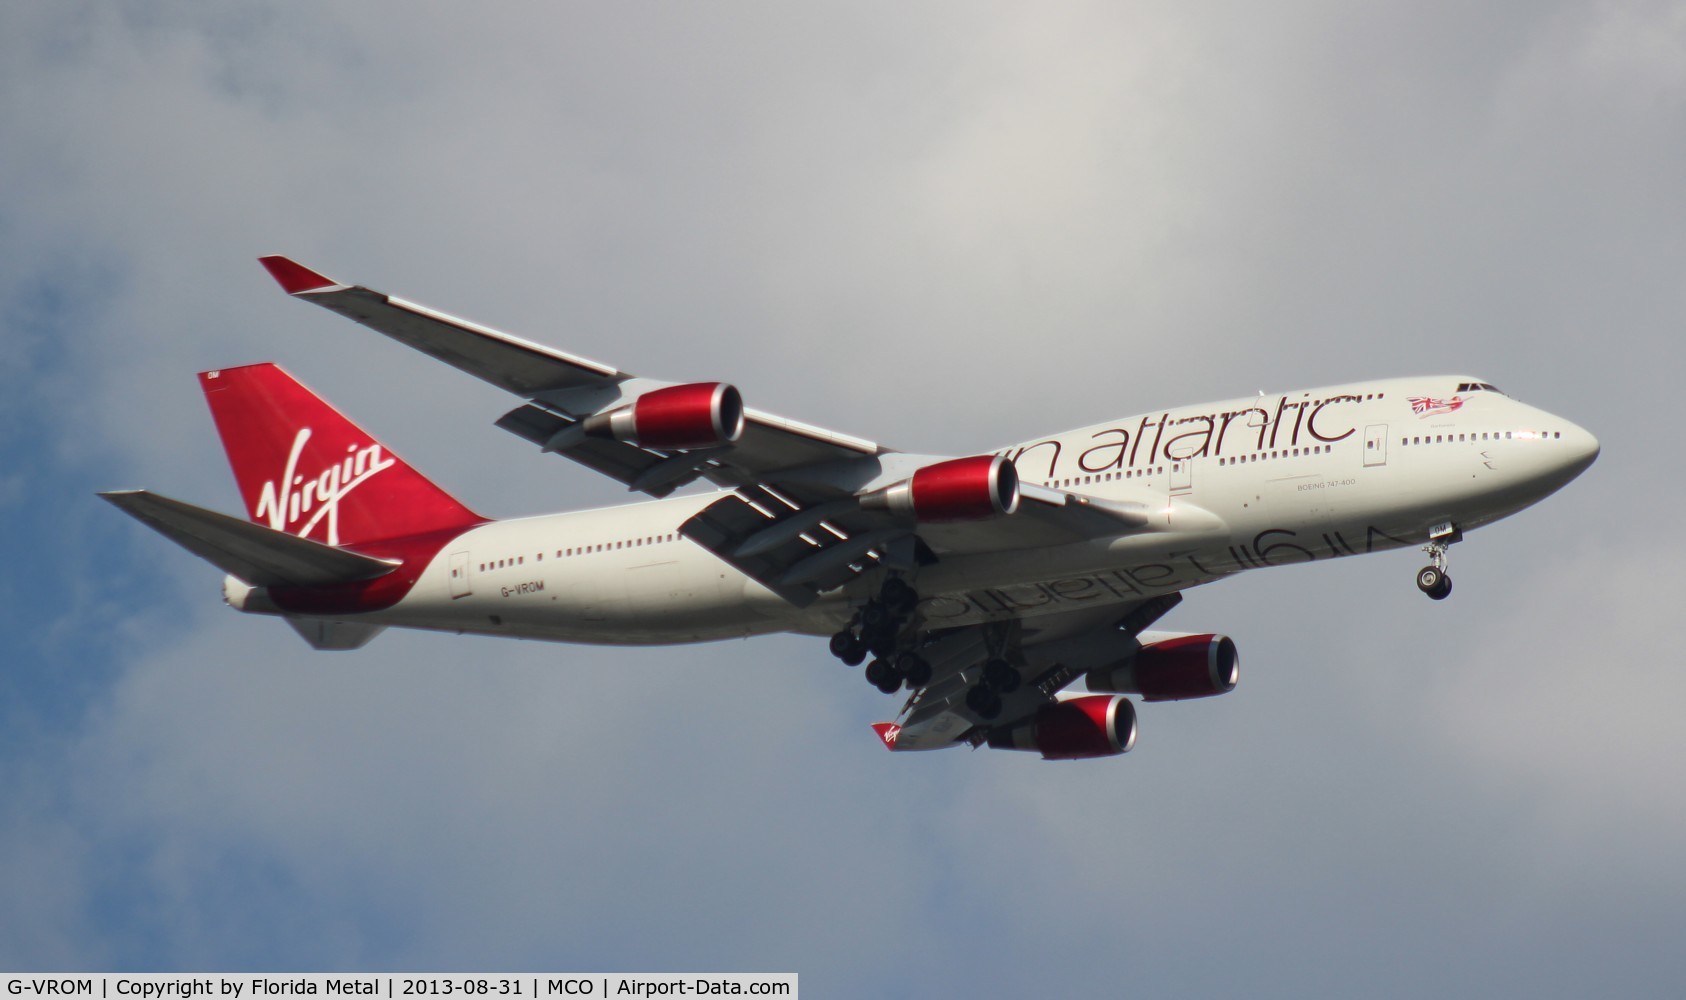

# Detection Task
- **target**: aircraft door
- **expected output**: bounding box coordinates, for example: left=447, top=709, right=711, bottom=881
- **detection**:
left=1364, top=424, right=1388, bottom=468
left=448, top=550, right=472, bottom=598
left=1171, top=459, right=1193, bottom=495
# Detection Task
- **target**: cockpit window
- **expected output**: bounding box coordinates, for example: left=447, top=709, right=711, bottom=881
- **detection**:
left=1456, top=381, right=1506, bottom=395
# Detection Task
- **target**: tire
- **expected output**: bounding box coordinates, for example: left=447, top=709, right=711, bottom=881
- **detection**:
left=1416, top=566, right=1443, bottom=595
left=965, top=684, right=1002, bottom=720
left=862, top=602, right=890, bottom=628
left=881, top=577, right=913, bottom=606
left=983, top=658, right=1021, bottom=694
left=841, top=642, right=867, bottom=667
left=1429, top=577, right=1453, bottom=601
left=829, top=631, right=854, bottom=659
left=880, top=577, right=918, bottom=615
left=898, top=653, right=932, bottom=688
left=864, top=658, right=891, bottom=688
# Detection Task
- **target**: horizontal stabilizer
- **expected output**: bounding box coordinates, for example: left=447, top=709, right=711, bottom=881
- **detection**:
left=99, top=490, right=398, bottom=588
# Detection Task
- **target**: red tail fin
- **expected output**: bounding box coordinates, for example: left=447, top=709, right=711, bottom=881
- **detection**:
left=200, top=363, right=484, bottom=547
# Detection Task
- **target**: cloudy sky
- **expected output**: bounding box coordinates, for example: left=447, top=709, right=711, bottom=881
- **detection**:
left=3, top=1, right=1683, bottom=994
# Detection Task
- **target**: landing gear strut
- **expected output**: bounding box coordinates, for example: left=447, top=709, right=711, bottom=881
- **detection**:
left=1416, top=525, right=1460, bottom=601
left=831, top=575, right=924, bottom=691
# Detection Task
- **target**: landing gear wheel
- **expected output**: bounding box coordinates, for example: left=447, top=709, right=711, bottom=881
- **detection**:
left=829, top=631, right=854, bottom=659
left=982, top=658, right=1021, bottom=694
left=965, top=684, right=1003, bottom=720
left=861, top=602, right=890, bottom=629
left=880, top=577, right=917, bottom=615
left=1416, top=565, right=1452, bottom=599
left=865, top=658, right=899, bottom=692
left=841, top=642, right=867, bottom=667
left=896, top=652, right=932, bottom=688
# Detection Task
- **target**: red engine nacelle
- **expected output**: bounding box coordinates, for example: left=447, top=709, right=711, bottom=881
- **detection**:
left=1087, top=633, right=1239, bottom=701
left=986, top=694, right=1138, bottom=760
left=860, top=454, right=1020, bottom=522
left=590, top=382, right=745, bottom=450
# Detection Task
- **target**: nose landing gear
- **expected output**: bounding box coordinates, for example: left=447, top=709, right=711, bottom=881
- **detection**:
left=1416, top=564, right=1452, bottom=600
left=1416, top=524, right=1461, bottom=601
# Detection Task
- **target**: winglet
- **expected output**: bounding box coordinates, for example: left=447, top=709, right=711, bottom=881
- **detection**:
left=258, top=255, right=338, bottom=295
left=870, top=723, right=901, bottom=750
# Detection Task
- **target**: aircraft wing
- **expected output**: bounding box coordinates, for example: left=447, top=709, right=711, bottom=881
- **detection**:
left=881, top=594, right=1184, bottom=750
left=258, top=256, right=884, bottom=497
left=259, top=257, right=1199, bottom=605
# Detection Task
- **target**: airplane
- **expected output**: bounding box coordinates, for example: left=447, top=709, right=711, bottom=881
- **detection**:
left=102, top=256, right=1599, bottom=759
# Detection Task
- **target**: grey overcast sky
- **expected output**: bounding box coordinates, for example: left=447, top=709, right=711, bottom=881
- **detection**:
left=2, top=2, right=1683, bottom=995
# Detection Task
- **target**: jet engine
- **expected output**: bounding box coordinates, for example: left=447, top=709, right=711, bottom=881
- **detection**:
left=859, top=454, right=1020, bottom=522
left=986, top=694, right=1137, bottom=760
left=584, top=382, right=745, bottom=450
left=1087, top=633, right=1239, bottom=701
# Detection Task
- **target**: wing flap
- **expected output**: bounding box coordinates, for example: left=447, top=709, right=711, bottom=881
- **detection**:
left=678, top=487, right=872, bottom=606
left=100, top=490, right=398, bottom=588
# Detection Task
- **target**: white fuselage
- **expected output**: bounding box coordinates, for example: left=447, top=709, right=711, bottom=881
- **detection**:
left=246, top=376, right=1596, bottom=643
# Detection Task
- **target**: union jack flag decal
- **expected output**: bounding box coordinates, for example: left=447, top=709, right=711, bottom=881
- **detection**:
left=1409, top=395, right=1465, bottom=417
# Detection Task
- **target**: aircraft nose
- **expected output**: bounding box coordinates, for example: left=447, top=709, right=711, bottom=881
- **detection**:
left=1560, top=421, right=1600, bottom=478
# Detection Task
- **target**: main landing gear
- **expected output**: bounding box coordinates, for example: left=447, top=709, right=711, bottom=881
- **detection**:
left=830, top=576, right=931, bottom=694
left=963, top=657, right=1021, bottom=721
left=1415, top=525, right=1461, bottom=601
